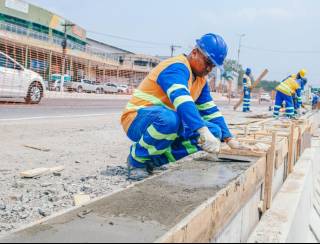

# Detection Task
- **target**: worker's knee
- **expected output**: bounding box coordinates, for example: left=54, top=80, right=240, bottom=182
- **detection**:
left=155, top=109, right=181, bottom=134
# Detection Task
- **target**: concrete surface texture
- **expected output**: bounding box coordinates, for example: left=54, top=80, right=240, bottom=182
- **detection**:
left=0, top=155, right=257, bottom=243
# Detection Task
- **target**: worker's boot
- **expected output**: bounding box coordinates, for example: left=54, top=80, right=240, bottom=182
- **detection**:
left=127, top=157, right=152, bottom=181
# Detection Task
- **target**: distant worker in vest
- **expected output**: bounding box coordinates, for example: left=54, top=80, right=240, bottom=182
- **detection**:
left=121, top=33, right=251, bottom=180
left=243, top=68, right=254, bottom=112
left=273, top=69, right=307, bottom=119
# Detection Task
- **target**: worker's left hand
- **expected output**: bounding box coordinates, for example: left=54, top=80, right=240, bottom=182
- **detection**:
left=227, top=139, right=252, bottom=150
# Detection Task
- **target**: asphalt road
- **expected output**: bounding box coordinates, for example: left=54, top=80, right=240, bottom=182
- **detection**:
left=0, top=98, right=129, bottom=120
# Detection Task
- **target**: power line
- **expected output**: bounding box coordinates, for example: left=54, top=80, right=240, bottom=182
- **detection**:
left=86, top=30, right=173, bottom=47
left=242, top=45, right=320, bottom=54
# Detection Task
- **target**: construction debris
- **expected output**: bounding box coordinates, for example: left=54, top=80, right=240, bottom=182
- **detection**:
left=23, top=145, right=51, bottom=152
left=73, top=194, right=91, bottom=206
left=20, top=166, right=65, bottom=178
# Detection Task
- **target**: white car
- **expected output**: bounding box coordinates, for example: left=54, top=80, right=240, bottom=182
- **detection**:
left=260, top=93, right=271, bottom=102
left=117, top=84, right=129, bottom=94
left=72, top=79, right=104, bottom=94
left=0, top=51, right=45, bottom=104
left=103, top=83, right=118, bottom=94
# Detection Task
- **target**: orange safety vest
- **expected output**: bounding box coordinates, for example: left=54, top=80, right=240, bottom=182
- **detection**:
left=121, top=55, right=207, bottom=133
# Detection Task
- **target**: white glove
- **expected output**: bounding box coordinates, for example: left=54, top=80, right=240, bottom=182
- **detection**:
left=227, top=139, right=252, bottom=150
left=197, top=127, right=221, bottom=154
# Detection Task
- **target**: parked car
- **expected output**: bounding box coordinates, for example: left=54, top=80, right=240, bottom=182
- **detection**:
left=71, top=79, right=104, bottom=94
left=49, top=74, right=72, bottom=92
left=0, top=51, right=45, bottom=104
left=103, top=83, right=118, bottom=94
left=117, top=84, right=129, bottom=94
left=260, top=93, right=271, bottom=102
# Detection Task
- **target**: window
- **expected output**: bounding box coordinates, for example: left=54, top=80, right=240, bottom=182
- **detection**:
left=134, top=60, right=148, bottom=67
left=0, top=54, right=15, bottom=69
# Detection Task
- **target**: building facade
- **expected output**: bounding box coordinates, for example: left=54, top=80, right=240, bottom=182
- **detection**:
left=0, top=0, right=160, bottom=87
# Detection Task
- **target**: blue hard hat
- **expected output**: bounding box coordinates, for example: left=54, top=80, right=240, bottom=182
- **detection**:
left=246, top=68, right=252, bottom=75
left=196, top=33, right=228, bottom=70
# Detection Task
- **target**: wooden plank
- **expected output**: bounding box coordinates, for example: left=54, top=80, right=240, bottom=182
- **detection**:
left=233, top=69, right=269, bottom=111
left=20, top=166, right=65, bottom=178
left=263, top=131, right=277, bottom=211
left=20, top=168, right=50, bottom=178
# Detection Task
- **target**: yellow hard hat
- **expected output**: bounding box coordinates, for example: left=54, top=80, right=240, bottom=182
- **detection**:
left=299, top=69, right=307, bottom=78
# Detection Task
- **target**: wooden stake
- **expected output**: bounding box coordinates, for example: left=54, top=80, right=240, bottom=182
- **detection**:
left=263, top=131, right=277, bottom=211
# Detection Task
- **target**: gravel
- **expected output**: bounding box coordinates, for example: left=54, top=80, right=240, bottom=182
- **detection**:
left=0, top=114, right=131, bottom=235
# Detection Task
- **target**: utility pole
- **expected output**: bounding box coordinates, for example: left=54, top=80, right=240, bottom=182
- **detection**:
left=60, top=22, right=75, bottom=93
left=170, top=44, right=182, bottom=57
left=237, top=34, right=246, bottom=72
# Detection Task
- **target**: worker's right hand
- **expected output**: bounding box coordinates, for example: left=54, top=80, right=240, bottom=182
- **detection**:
left=197, top=127, right=221, bottom=154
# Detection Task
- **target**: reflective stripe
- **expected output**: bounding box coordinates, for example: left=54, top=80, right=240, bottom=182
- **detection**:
left=274, top=105, right=282, bottom=108
left=173, top=95, right=194, bottom=108
left=203, top=111, right=223, bottom=121
left=147, top=125, right=178, bottom=141
left=167, top=84, right=188, bottom=98
left=196, top=101, right=217, bottom=111
left=133, top=89, right=170, bottom=109
left=164, top=148, right=176, bottom=163
left=139, top=138, right=168, bottom=156
left=126, top=103, right=146, bottom=110
left=182, top=140, right=198, bottom=155
left=131, top=144, right=148, bottom=163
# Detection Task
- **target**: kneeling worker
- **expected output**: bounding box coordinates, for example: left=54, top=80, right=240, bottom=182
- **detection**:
left=121, top=33, right=249, bottom=180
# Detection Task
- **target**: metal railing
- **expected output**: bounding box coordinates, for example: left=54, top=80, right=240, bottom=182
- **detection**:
left=0, top=22, right=120, bottom=63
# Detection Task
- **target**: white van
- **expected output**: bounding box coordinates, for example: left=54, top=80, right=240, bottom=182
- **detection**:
left=0, top=51, right=45, bottom=104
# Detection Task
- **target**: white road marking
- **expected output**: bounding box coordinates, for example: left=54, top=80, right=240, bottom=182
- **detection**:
left=0, top=114, right=111, bottom=122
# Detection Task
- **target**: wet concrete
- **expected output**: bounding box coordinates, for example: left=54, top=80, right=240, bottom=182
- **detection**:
left=0, top=154, right=258, bottom=243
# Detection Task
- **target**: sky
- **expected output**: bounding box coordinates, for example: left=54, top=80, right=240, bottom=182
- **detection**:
left=26, top=0, right=320, bottom=85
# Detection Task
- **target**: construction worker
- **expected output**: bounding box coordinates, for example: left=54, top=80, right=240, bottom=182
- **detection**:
left=273, top=69, right=307, bottom=119
left=243, top=68, right=253, bottom=112
left=312, top=92, right=319, bottom=110
left=293, top=78, right=307, bottom=117
left=121, top=33, right=250, bottom=180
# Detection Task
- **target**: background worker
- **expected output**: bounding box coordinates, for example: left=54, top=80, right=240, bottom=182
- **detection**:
left=273, top=69, right=307, bottom=119
left=121, top=33, right=251, bottom=180
left=312, top=92, right=319, bottom=110
left=243, top=68, right=253, bottom=113
left=293, top=77, right=307, bottom=117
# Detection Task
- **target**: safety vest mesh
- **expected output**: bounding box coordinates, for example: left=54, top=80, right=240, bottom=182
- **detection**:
left=276, top=77, right=300, bottom=96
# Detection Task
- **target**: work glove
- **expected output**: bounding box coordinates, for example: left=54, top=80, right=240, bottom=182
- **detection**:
left=197, top=127, right=221, bottom=154
left=227, top=139, right=252, bottom=150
